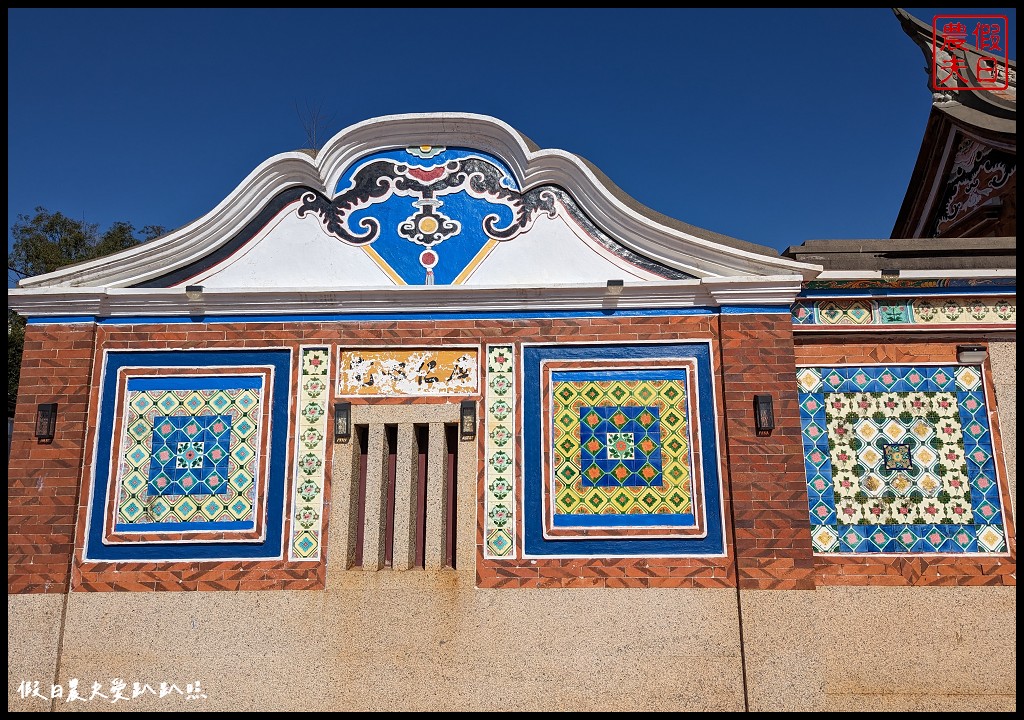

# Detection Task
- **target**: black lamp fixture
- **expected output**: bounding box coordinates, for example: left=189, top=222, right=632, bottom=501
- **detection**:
left=753, top=395, right=775, bottom=437
left=606, top=278, right=624, bottom=296
left=184, top=285, right=205, bottom=301
left=35, top=403, right=58, bottom=442
left=460, top=400, right=477, bottom=441
left=334, top=402, right=352, bottom=442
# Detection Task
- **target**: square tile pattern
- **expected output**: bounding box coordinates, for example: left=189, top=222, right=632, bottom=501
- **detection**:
left=116, top=378, right=262, bottom=530
left=521, top=342, right=724, bottom=558
left=85, top=349, right=291, bottom=562
left=551, top=378, right=693, bottom=525
left=798, top=365, right=1008, bottom=554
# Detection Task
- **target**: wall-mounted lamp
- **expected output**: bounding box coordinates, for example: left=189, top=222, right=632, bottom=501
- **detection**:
left=460, top=400, right=477, bottom=441
left=753, top=395, right=775, bottom=437
left=880, top=268, right=900, bottom=282
left=184, top=285, right=205, bottom=301
left=956, top=344, right=988, bottom=365
left=606, top=278, right=624, bottom=296
left=35, top=403, right=58, bottom=442
left=334, top=402, right=352, bottom=442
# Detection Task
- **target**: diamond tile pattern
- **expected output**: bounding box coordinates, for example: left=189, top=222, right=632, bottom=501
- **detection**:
left=117, top=383, right=261, bottom=528
left=553, top=378, right=691, bottom=520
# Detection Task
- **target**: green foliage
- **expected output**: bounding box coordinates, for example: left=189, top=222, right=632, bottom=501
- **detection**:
left=7, top=310, right=25, bottom=415
left=8, top=207, right=164, bottom=410
left=8, top=207, right=163, bottom=281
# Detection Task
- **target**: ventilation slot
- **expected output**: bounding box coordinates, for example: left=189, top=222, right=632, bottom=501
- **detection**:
left=445, top=423, right=458, bottom=570
left=353, top=424, right=369, bottom=568
left=350, top=421, right=459, bottom=571
left=414, top=424, right=428, bottom=569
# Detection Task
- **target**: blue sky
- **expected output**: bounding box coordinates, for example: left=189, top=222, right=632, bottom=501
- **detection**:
left=7, top=8, right=1016, bottom=283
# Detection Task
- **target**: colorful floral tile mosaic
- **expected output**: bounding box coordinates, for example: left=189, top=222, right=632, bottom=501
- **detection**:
left=114, top=376, right=263, bottom=534
left=798, top=364, right=1008, bottom=554
left=792, top=296, right=1015, bottom=327
left=290, top=348, right=330, bottom=560
left=550, top=375, right=695, bottom=531
left=484, top=345, right=516, bottom=559
left=86, top=350, right=292, bottom=562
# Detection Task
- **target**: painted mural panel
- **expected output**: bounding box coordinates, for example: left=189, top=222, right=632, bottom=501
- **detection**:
left=337, top=348, right=478, bottom=397
left=294, top=146, right=685, bottom=286
left=299, top=146, right=553, bottom=286
left=933, top=139, right=1015, bottom=236
left=798, top=364, right=1009, bottom=554
left=85, top=350, right=292, bottom=562
left=522, top=343, right=724, bottom=558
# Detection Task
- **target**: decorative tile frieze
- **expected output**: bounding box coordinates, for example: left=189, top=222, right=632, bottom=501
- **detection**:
left=289, top=347, right=330, bottom=560
left=484, top=345, right=515, bottom=559
left=522, top=343, right=724, bottom=558
left=792, top=296, right=1015, bottom=328
left=548, top=375, right=699, bottom=538
left=111, top=377, right=264, bottom=541
left=85, top=350, right=291, bottom=562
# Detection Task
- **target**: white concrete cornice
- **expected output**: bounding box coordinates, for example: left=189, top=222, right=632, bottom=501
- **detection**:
left=17, top=112, right=820, bottom=290
left=7, top=277, right=805, bottom=319
left=702, top=275, right=805, bottom=306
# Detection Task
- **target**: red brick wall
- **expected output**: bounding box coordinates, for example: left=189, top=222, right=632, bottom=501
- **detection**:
left=718, top=314, right=816, bottom=590
left=8, top=324, right=96, bottom=593
left=10, top=315, right=1013, bottom=594
left=47, top=316, right=737, bottom=592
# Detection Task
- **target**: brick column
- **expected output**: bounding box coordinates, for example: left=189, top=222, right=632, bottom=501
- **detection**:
left=8, top=323, right=97, bottom=593
left=718, top=313, right=815, bottom=590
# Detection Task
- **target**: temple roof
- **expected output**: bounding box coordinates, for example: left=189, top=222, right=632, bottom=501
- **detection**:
left=892, top=7, right=1015, bottom=127
left=890, top=8, right=1017, bottom=240
left=783, top=236, right=1016, bottom=271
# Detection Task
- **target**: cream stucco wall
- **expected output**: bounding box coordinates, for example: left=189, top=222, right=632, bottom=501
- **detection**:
left=10, top=583, right=1015, bottom=712
left=740, top=586, right=1017, bottom=711
left=989, top=341, right=1016, bottom=527
left=10, top=586, right=746, bottom=712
